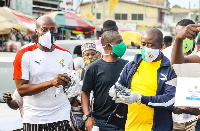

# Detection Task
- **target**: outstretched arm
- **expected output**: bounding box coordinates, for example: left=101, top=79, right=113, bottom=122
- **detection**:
left=171, top=24, right=200, bottom=64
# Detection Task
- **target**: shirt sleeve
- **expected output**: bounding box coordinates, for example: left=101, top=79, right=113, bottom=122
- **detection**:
left=117, top=62, right=131, bottom=87
left=13, top=50, right=30, bottom=80
left=141, top=68, right=177, bottom=110
left=81, top=66, right=95, bottom=92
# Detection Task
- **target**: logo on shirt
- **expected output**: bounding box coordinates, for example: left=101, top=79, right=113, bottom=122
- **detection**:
left=60, top=58, right=65, bottom=67
left=34, top=60, right=41, bottom=65
left=160, top=73, right=167, bottom=81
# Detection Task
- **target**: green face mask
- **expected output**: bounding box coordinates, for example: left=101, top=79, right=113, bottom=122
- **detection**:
left=111, top=42, right=127, bottom=58
left=183, top=38, right=193, bottom=53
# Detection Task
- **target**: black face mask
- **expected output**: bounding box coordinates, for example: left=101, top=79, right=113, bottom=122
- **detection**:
left=51, top=32, right=57, bottom=44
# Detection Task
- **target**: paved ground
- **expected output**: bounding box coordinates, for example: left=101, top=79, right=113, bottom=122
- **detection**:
left=0, top=103, right=22, bottom=130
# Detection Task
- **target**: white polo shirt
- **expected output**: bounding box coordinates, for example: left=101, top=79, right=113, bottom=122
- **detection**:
left=13, top=44, right=73, bottom=124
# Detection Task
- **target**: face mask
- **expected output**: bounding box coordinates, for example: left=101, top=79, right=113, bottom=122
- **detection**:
left=38, top=31, right=57, bottom=49
left=183, top=38, right=193, bottom=53
left=83, top=56, right=98, bottom=66
left=141, top=47, right=160, bottom=62
left=111, top=42, right=126, bottom=58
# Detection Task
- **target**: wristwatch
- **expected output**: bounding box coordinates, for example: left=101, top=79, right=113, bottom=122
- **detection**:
left=82, top=114, right=91, bottom=121
left=136, top=94, right=142, bottom=105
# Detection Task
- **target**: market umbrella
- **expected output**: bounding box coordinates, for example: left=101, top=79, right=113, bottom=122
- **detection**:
left=0, top=7, right=27, bottom=35
left=14, top=14, right=36, bottom=33
left=47, top=11, right=95, bottom=34
left=3, top=7, right=36, bottom=33
left=81, top=17, right=101, bottom=32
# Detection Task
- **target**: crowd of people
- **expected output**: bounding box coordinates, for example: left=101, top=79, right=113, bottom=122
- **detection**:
left=3, top=14, right=200, bottom=131
left=0, top=29, right=37, bottom=52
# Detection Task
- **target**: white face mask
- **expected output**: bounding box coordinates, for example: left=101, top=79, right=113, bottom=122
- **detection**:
left=141, top=47, right=160, bottom=62
left=38, top=31, right=54, bottom=49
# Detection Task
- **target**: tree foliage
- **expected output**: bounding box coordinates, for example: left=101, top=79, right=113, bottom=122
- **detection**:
left=173, top=4, right=181, bottom=8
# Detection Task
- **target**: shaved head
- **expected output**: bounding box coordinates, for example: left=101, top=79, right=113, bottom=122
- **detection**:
left=145, top=28, right=163, bottom=45
left=35, top=15, right=57, bottom=37
left=36, top=15, right=56, bottom=29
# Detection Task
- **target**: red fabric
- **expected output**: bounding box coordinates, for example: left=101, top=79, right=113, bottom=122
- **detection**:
left=65, top=13, right=91, bottom=28
left=13, top=44, right=38, bottom=79
left=14, top=14, right=32, bottom=24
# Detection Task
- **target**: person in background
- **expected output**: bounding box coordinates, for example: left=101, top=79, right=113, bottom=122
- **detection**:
left=196, top=38, right=200, bottom=52
left=76, top=42, right=98, bottom=81
left=163, top=36, right=172, bottom=49
left=110, top=28, right=176, bottom=131
left=4, top=34, right=21, bottom=52
left=13, top=15, right=73, bottom=131
left=73, top=45, right=84, bottom=71
left=95, top=45, right=104, bottom=59
left=21, top=33, right=38, bottom=49
left=195, top=38, right=200, bottom=130
left=162, top=19, right=195, bottom=61
left=3, top=90, right=23, bottom=118
left=69, top=42, right=98, bottom=131
left=30, top=33, right=38, bottom=44
left=95, top=38, right=104, bottom=59
left=172, top=39, right=198, bottom=131
left=81, top=30, right=128, bottom=131
left=103, top=20, right=118, bottom=32
left=171, top=20, right=200, bottom=131
left=94, top=20, right=118, bottom=58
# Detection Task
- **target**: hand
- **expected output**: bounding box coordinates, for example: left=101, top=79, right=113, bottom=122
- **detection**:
left=51, top=74, right=71, bottom=87
left=109, top=85, right=116, bottom=99
left=118, top=92, right=140, bottom=104
left=176, top=24, right=200, bottom=40
left=3, top=92, right=12, bottom=103
left=85, top=117, right=96, bottom=131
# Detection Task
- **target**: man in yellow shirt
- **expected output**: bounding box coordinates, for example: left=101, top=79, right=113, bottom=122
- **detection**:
left=109, top=28, right=177, bottom=131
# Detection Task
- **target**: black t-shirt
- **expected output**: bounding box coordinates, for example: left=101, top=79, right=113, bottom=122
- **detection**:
left=82, top=58, right=128, bottom=118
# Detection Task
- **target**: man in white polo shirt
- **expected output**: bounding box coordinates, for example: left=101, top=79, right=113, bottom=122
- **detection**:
left=13, top=15, right=73, bottom=131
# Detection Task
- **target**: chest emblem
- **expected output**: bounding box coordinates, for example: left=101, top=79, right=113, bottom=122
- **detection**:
left=60, top=58, right=65, bottom=67
left=34, top=60, right=41, bottom=65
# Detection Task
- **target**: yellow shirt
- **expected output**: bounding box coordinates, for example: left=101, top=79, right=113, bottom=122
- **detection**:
left=125, top=60, right=161, bottom=131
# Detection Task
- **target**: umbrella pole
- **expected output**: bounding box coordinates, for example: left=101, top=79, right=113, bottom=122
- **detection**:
left=1, top=35, right=4, bottom=52
left=62, top=30, right=64, bottom=40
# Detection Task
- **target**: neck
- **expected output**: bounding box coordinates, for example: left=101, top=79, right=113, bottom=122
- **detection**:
left=37, top=43, right=55, bottom=52
left=103, top=55, right=118, bottom=62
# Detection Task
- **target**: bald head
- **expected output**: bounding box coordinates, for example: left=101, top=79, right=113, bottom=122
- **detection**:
left=36, top=15, right=56, bottom=29
left=35, top=15, right=57, bottom=37
left=145, top=28, right=163, bottom=45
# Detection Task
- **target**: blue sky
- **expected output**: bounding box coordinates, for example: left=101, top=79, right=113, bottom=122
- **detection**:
left=168, top=0, right=199, bottom=8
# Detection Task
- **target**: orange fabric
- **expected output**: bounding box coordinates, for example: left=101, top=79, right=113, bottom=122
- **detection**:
left=13, top=44, right=37, bottom=79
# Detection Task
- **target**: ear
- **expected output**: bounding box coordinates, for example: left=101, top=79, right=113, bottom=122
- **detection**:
left=105, top=43, right=112, bottom=49
left=35, top=29, right=38, bottom=35
left=161, top=43, right=164, bottom=49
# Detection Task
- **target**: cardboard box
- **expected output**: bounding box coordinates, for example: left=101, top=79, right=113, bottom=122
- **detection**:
left=166, top=63, right=200, bottom=108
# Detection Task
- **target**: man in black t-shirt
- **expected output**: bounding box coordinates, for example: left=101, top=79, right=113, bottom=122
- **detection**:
left=81, top=30, right=128, bottom=131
